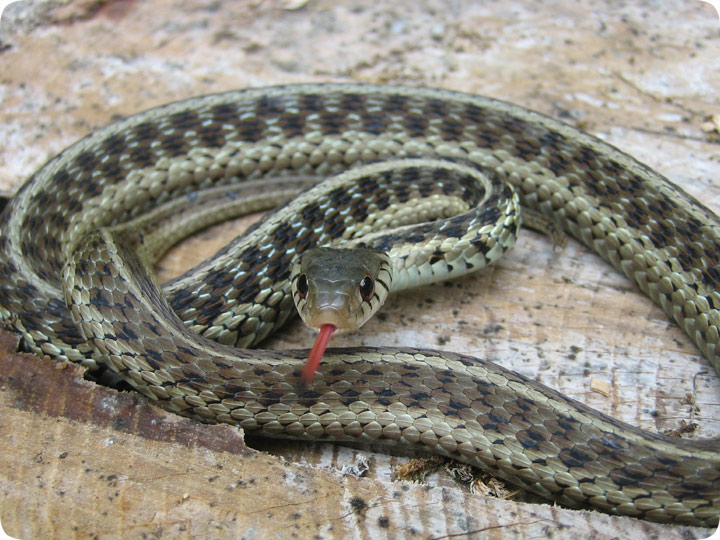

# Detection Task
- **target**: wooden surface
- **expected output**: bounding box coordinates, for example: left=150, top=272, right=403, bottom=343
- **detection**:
left=1, top=0, right=719, bottom=538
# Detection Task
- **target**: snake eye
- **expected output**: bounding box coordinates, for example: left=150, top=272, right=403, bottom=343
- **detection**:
left=359, top=275, right=374, bottom=302
left=297, top=273, right=309, bottom=299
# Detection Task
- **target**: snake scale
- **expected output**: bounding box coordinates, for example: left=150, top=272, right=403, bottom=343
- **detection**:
left=0, top=83, right=718, bottom=527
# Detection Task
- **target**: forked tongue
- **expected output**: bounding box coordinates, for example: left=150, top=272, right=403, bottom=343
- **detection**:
left=301, top=323, right=336, bottom=384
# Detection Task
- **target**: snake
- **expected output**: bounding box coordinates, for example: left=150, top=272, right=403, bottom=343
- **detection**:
left=0, top=83, right=718, bottom=528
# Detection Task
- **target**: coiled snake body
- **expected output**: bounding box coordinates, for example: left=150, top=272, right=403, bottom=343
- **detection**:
left=0, top=84, right=718, bottom=527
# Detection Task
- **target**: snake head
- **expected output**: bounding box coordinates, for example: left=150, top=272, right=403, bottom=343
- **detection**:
left=291, top=247, right=392, bottom=383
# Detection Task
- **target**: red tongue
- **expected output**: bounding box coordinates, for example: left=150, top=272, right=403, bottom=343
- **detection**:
left=301, top=324, right=336, bottom=384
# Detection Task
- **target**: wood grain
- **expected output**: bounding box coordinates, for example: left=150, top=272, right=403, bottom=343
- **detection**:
left=0, top=331, right=710, bottom=539
left=0, top=0, right=718, bottom=537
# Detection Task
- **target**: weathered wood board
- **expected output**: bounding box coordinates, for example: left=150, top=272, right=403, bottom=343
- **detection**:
left=0, top=0, right=718, bottom=538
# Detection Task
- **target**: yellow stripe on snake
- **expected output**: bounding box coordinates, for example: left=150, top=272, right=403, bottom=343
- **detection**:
left=0, top=84, right=718, bottom=527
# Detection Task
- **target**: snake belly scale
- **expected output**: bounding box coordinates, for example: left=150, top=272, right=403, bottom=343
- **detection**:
left=0, top=83, right=718, bottom=527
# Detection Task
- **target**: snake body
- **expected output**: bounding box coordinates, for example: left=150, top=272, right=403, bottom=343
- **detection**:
left=0, top=84, right=718, bottom=527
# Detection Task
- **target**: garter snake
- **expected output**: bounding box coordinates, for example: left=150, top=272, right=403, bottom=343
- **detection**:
left=0, top=83, right=718, bottom=527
